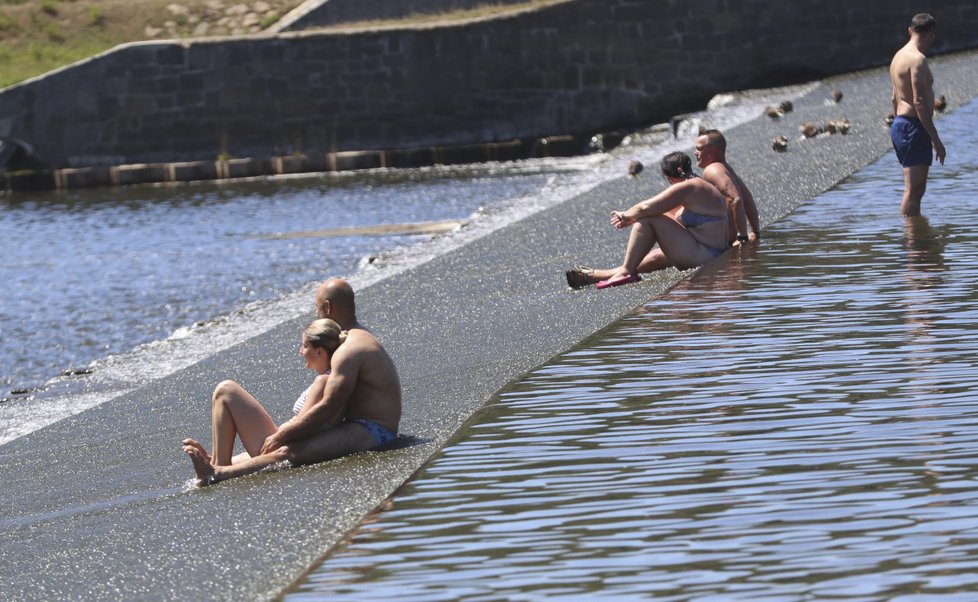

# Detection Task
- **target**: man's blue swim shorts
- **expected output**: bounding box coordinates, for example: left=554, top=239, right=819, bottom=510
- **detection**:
left=890, top=115, right=933, bottom=167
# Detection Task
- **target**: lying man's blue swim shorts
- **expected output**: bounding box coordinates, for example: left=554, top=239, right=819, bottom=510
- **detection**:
left=890, top=115, right=933, bottom=167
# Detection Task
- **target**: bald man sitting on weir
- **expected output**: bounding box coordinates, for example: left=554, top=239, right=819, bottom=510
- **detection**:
left=182, top=277, right=402, bottom=485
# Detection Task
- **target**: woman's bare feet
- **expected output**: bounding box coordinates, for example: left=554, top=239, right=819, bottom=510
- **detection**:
left=181, top=438, right=212, bottom=463
left=182, top=440, right=217, bottom=485
left=595, top=268, right=641, bottom=290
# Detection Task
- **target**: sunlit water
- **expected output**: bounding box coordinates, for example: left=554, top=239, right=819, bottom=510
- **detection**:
left=288, top=101, right=978, bottom=600
left=0, top=84, right=806, bottom=444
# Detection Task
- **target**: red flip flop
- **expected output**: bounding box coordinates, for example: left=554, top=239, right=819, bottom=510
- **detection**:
left=595, top=273, right=641, bottom=289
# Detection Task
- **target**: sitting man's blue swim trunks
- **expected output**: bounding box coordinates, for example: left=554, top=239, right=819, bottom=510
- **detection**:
left=890, top=115, right=933, bottom=167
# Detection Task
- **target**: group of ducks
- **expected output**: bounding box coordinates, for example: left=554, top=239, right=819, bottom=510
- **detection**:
left=766, top=90, right=947, bottom=152
left=623, top=88, right=948, bottom=175
left=767, top=91, right=852, bottom=152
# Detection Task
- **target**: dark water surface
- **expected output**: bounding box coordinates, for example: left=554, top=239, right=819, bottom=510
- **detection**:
left=289, top=101, right=978, bottom=600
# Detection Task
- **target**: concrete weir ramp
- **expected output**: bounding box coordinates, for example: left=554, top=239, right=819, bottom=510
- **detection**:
left=2, top=52, right=978, bottom=601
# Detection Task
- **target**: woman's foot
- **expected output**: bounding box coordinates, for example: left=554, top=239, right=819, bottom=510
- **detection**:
left=182, top=440, right=218, bottom=485
left=595, top=269, right=641, bottom=289
left=181, top=438, right=212, bottom=464
left=565, top=266, right=597, bottom=289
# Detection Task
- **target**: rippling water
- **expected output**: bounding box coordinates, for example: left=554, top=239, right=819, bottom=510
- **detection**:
left=289, top=100, right=978, bottom=600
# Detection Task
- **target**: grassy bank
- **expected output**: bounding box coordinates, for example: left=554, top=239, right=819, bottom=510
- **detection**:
left=0, top=1, right=570, bottom=90
left=0, top=0, right=303, bottom=89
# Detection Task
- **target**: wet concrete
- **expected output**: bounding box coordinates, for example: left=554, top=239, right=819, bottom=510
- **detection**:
left=1, top=50, right=976, bottom=600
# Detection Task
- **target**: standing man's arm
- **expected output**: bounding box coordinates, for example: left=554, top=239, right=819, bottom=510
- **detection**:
left=912, top=59, right=946, bottom=164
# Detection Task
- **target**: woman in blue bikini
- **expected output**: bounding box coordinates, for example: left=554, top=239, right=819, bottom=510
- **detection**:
left=566, top=151, right=729, bottom=289
left=181, top=318, right=354, bottom=468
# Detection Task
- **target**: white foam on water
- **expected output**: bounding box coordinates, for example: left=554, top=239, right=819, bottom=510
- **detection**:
left=0, top=82, right=817, bottom=446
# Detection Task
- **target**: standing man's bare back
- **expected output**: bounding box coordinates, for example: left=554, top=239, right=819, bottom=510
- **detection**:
left=889, top=13, right=946, bottom=216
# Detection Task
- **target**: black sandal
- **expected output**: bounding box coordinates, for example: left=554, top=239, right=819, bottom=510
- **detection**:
left=565, top=266, right=595, bottom=289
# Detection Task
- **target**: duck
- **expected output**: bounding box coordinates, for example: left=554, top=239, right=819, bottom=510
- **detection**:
left=935, top=95, right=947, bottom=112
left=779, top=100, right=794, bottom=113
left=670, top=114, right=691, bottom=138
left=800, top=123, right=821, bottom=138
left=831, top=90, right=843, bottom=103
left=764, top=106, right=784, bottom=119
left=825, top=119, right=851, bottom=135
left=772, top=135, right=789, bottom=152
left=628, top=159, right=643, bottom=177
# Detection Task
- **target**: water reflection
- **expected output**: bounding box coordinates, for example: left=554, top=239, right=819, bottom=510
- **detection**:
left=289, top=102, right=978, bottom=600
left=903, top=216, right=947, bottom=274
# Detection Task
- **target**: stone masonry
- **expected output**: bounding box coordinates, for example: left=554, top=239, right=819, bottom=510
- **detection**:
left=1, top=0, right=976, bottom=171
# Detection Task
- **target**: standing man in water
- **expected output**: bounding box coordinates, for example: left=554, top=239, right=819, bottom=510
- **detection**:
left=889, top=13, right=946, bottom=217
left=694, top=129, right=760, bottom=245
left=183, top=277, right=402, bottom=485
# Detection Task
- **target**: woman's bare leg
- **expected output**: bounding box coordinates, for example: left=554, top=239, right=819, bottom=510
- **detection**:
left=183, top=422, right=376, bottom=486
left=621, top=219, right=658, bottom=273
left=210, top=380, right=278, bottom=465
left=182, top=438, right=291, bottom=485
left=602, top=219, right=661, bottom=282
left=588, top=248, right=673, bottom=281
left=601, top=216, right=718, bottom=281
left=187, top=446, right=292, bottom=485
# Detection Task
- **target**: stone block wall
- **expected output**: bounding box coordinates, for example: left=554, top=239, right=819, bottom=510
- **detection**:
left=1, top=0, right=976, bottom=169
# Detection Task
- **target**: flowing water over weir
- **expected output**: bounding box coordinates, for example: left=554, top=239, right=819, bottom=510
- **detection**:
left=288, top=100, right=978, bottom=600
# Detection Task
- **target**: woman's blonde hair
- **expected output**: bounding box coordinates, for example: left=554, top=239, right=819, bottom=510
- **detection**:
left=303, top=318, right=348, bottom=354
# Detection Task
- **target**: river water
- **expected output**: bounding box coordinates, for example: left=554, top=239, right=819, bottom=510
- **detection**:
left=287, top=99, right=978, bottom=600
left=0, top=85, right=806, bottom=445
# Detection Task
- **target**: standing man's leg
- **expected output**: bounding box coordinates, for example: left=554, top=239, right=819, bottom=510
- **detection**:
left=901, top=165, right=929, bottom=217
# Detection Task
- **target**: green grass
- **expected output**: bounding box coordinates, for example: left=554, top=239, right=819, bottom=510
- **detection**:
left=0, top=0, right=568, bottom=90
left=0, top=0, right=304, bottom=89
